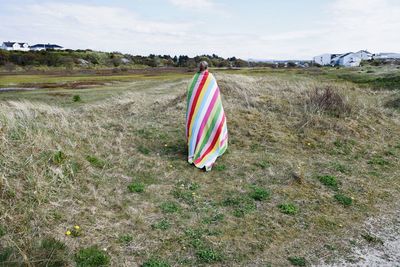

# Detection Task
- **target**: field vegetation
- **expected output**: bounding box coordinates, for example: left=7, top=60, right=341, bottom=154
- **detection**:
left=0, top=65, right=399, bottom=266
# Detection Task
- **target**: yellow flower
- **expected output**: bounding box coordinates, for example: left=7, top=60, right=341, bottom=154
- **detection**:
left=192, top=192, right=196, bottom=195
left=307, top=142, right=311, bottom=146
left=164, top=144, right=168, bottom=147
left=65, top=230, right=71, bottom=236
left=74, top=225, right=80, bottom=230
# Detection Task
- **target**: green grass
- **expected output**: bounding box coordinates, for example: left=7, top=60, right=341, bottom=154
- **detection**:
left=248, top=185, right=271, bottom=201
left=75, top=246, right=110, bottom=267
left=288, top=256, right=307, bottom=266
left=1, top=66, right=399, bottom=266
left=318, top=175, right=339, bottom=190
left=85, top=155, right=107, bottom=168
left=127, top=182, right=145, bottom=193
left=278, top=203, right=298, bottom=215
left=159, top=201, right=180, bottom=213
left=334, top=194, right=353, bottom=207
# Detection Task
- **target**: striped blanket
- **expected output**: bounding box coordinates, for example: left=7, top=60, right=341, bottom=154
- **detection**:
left=186, top=70, right=228, bottom=171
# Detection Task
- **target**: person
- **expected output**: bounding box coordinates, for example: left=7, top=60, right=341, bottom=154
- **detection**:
left=185, top=61, right=228, bottom=171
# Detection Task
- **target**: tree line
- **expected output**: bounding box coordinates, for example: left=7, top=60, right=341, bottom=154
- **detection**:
left=0, top=49, right=257, bottom=70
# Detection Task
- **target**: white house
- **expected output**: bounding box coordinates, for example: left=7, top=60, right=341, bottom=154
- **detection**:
left=29, top=43, right=63, bottom=51
left=314, top=50, right=372, bottom=67
left=313, top=54, right=341, bottom=66
left=373, top=53, right=400, bottom=60
left=1, top=41, right=30, bottom=51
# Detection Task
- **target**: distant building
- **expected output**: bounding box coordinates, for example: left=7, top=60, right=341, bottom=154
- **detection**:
left=314, top=50, right=372, bottom=67
left=373, top=53, right=400, bottom=60
left=313, top=54, right=341, bottom=66
left=1, top=41, right=30, bottom=51
left=30, top=43, right=63, bottom=51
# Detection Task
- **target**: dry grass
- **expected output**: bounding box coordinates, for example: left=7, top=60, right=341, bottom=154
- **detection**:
left=0, top=70, right=399, bottom=266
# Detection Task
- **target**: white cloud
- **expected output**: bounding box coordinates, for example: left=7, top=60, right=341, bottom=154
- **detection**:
left=168, top=0, right=215, bottom=9
left=0, top=0, right=399, bottom=59
left=314, top=0, right=400, bottom=54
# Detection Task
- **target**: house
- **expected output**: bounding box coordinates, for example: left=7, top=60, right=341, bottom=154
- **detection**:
left=314, top=50, right=372, bottom=67
left=1, top=41, right=30, bottom=51
left=313, top=53, right=341, bottom=66
left=30, top=43, right=63, bottom=51
left=373, top=53, right=400, bottom=60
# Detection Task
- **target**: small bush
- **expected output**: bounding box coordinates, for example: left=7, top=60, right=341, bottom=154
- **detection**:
left=278, top=203, right=298, bottom=215
left=318, top=175, right=338, bottom=190
left=75, top=246, right=110, bottom=267
left=248, top=185, right=270, bottom=201
left=86, top=155, right=106, bottom=168
left=288, top=256, right=307, bottom=266
left=254, top=160, right=270, bottom=169
left=334, top=194, right=353, bottom=207
left=196, top=248, right=223, bottom=263
left=72, top=95, right=81, bottom=102
left=159, top=201, right=179, bottom=213
left=142, top=258, right=171, bottom=267
left=151, top=219, right=171, bottom=230
left=128, top=182, right=145, bottom=193
left=307, top=87, right=351, bottom=117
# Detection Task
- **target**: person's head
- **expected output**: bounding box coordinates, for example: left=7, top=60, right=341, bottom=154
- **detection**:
left=198, top=61, right=209, bottom=72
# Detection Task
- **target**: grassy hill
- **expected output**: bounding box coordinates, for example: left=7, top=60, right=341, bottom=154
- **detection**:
left=0, top=67, right=399, bottom=266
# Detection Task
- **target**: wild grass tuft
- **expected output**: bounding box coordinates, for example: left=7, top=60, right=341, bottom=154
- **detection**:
left=248, top=185, right=271, bottom=201
left=318, top=175, right=339, bottom=190
left=127, top=182, right=145, bottom=193
left=334, top=194, right=353, bottom=207
left=279, top=203, right=298, bottom=215
left=75, top=246, right=110, bottom=267
left=288, top=256, right=307, bottom=266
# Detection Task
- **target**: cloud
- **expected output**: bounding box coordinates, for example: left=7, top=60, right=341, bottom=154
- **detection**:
left=316, top=0, right=400, bottom=54
left=0, top=0, right=399, bottom=59
left=168, top=0, right=215, bottom=9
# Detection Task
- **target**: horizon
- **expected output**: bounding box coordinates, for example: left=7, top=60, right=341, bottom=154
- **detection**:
left=1, top=0, right=400, bottom=60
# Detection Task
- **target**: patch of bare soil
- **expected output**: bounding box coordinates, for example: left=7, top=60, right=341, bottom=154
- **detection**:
left=322, top=201, right=400, bottom=266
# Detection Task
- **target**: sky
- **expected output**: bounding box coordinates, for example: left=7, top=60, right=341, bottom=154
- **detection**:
left=1, top=0, right=400, bottom=59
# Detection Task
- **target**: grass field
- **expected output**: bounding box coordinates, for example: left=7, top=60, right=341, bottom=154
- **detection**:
left=0, top=66, right=399, bottom=266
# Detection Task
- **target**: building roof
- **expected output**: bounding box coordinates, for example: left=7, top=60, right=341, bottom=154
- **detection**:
left=30, top=43, right=63, bottom=49
left=3, top=41, right=16, bottom=47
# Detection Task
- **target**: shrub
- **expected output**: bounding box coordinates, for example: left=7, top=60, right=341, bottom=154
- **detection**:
left=72, top=95, right=81, bottom=102
left=318, top=175, right=338, bottom=190
left=127, top=182, right=145, bottom=193
left=75, top=246, right=110, bottom=267
left=248, top=185, right=270, bottom=201
left=151, top=219, right=171, bottom=230
left=278, top=203, right=298, bottom=215
left=307, top=87, right=351, bottom=117
left=288, top=256, right=307, bottom=266
left=86, top=155, right=106, bottom=168
left=159, top=201, right=179, bottom=213
left=196, top=248, right=223, bottom=263
left=334, top=193, right=353, bottom=206
left=142, top=258, right=171, bottom=267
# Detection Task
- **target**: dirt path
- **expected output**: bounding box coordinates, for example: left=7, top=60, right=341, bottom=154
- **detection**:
left=326, top=202, right=400, bottom=266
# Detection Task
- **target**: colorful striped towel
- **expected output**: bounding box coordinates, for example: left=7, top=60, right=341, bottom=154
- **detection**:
left=186, top=70, right=228, bottom=171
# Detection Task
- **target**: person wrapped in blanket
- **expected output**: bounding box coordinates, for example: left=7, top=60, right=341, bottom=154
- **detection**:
left=186, top=61, right=228, bottom=171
